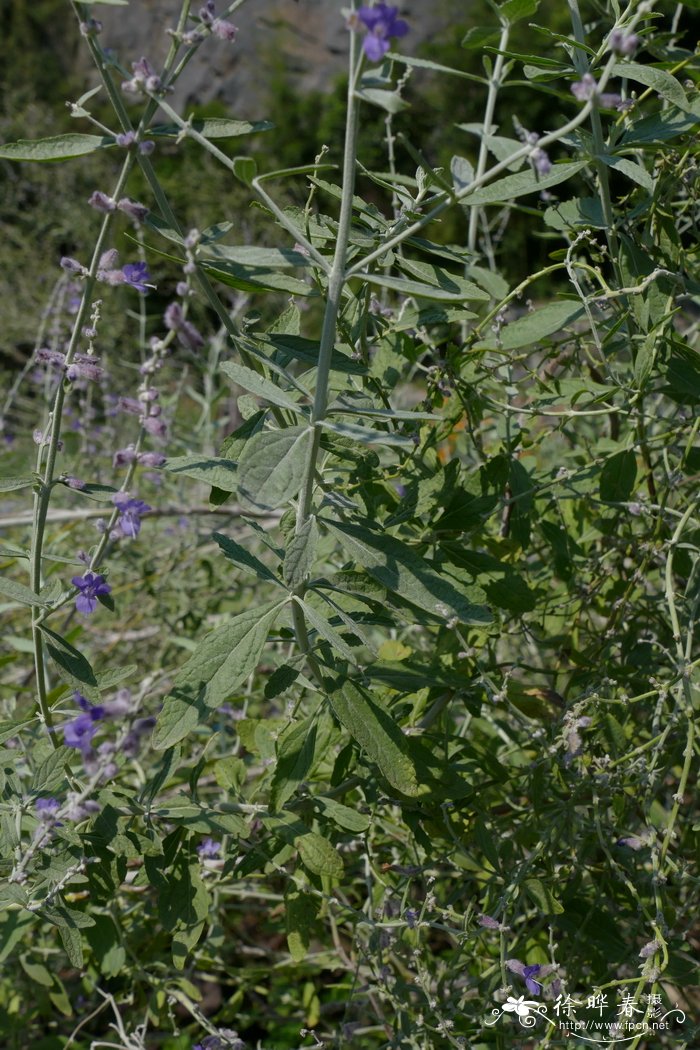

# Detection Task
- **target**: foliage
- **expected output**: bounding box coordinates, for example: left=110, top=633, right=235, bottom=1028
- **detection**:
left=0, top=1, right=699, bottom=1049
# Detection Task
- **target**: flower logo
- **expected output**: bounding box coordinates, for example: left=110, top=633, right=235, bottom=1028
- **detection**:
left=503, top=996, right=537, bottom=1018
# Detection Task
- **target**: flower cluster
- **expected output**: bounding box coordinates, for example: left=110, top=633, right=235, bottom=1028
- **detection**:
left=193, top=1031, right=245, bottom=1050
left=199, top=2, right=238, bottom=42
left=122, top=56, right=162, bottom=95
left=164, top=301, right=204, bottom=351
left=570, top=73, right=622, bottom=110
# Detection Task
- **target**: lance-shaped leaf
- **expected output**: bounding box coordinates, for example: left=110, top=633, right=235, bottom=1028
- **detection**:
left=270, top=716, right=319, bottom=812
left=0, top=578, right=50, bottom=608
left=41, top=626, right=100, bottom=702
left=237, top=427, right=314, bottom=511
left=283, top=517, right=319, bottom=588
left=324, top=519, right=491, bottom=625
left=294, top=598, right=358, bottom=663
left=465, top=161, right=586, bottom=206
left=150, top=118, right=274, bottom=139
left=153, top=600, right=285, bottom=749
left=328, top=681, right=420, bottom=797
left=214, top=532, right=282, bottom=585
left=0, top=134, right=113, bottom=161
left=162, top=456, right=238, bottom=491
left=220, top=361, right=308, bottom=412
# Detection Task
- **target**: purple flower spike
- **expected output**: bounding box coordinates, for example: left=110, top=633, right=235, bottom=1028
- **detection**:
left=122, top=262, right=152, bottom=292
left=71, top=571, right=111, bottom=614
left=356, top=4, right=409, bottom=62
left=197, top=837, right=221, bottom=859
left=36, top=797, right=61, bottom=817
left=64, top=693, right=107, bottom=751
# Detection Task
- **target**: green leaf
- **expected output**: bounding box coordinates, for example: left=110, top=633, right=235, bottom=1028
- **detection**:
left=355, top=88, right=408, bottom=114
left=162, top=455, right=238, bottom=491
left=612, top=61, right=688, bottom=111
left=327, top=681, right=420, bottom=796
left=295, top=832, right=344, bottom=878
left=232, top=156, right=258, bottom=185
left=388, top=53, right=484, bottom=83
left=599, top=450, right=637, bottom=502
left=543, top=196, right=606, bottom=231
left=85, top=915, right=126, bottom=978
left=0, top=578, right=49, bottom=608
left=0, top=134, right=112, bottom=162
left=295, top=598, right=358, bottom=663
left=357, top=271, right=489, bottom=303
left=19, top=955, right=54, bottom=987
left=0, top=912, right=36, bottom=965
left=313, top=797, right=370, bottom=833
left=286, top=888, right=319, bottom=963
left=283, top=517, right=319, bottom=589
left=524, top=878, right=564, bottom=915
left=58, top=926, right=84, bottom=969
left=267, top=334, right=366, bottom=375
left=270, top=716, right=318, bottom=812
left=499, top=0, right=540, bottom=22
left=474, top=300, right=585, bottom=351
left=237, top=427, right=314, bottom=511
left=214, top=532, right=281, bottom=585
left=0, top=475, right=35, bottom=492
left=31, top=747, right=71, bottom=793
left=324, top=519, right=492, bottom=625
left=465, top=161, right=586, bottom=206
left=150, top=118, right=274, bottom=139
left=153, top=600, right=285, bottom=749
left=41, top=627, right=100, bottom=702
left=600, top=154, right=653, bottom=192
left=319, top=418, right=413, bottom=448
left=201, top=244, right=312, bottom=270
left=220, top=361, right=307, bottom=412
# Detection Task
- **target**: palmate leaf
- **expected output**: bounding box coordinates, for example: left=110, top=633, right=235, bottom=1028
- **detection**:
left=153, top=600, right=286, bottom=749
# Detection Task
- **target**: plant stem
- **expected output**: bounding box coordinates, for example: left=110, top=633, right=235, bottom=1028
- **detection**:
left=468, top=21, right=510, bottom=253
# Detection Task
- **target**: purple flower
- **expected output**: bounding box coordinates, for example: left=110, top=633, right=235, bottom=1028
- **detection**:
left=113, top=492, right=151, bottom=537
left=115, top=131, right=137, bottom=147
left=113, top=445, right=138, bottom=467
left=71, top=571, right=111, bottom=615
left=570, top=73, right=621, bottom=109
left=142, top=416, right=168, bottom=439
left=506, top=958, right=553, bottom=996
left=122, top=262, right=152, bottom=292
left=356, top=4, right=409, bottom=62
left=60, top=256, right=87, bottom=276
left=212, top=18, right=237, bottom=41
left=138, top=451, right=166, bottom=467
left=617, top=835, right=645, bottom=850
left=197, top=837, right=221, bottom=859
left=477, top=913, right=501, bottom=930
left=609, top=29, right=640, bottom=56
left=63, top=695, right=105, bottom=751
left=138, top=140, right=155, bottom=155
left=117, top=198, right=149, bottom=222
left=116, top=397, right=142, bottom=415
left=35, top=797, right=60, bottom=817
left=88, top=191, right=116, bottom=213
